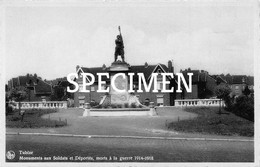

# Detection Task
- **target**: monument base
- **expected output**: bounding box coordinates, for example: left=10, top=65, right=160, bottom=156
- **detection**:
left=109, top=60, right=130, bottom=71
left=85, top=59, right=153, bottom=117
left=83, top=108, right=157, bottom=117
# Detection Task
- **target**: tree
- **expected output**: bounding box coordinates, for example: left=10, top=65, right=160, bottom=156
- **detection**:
left=10, top=86, right=28, bottom=113
left=243, top=85, right=251, bottom=96
left=233, top=95, right=254, bottom=121
left=6, top=92, right=12, bottom=115
left=50, top=86, right=65, bottom=101
left=214, top=83, right=231, bottom=114
left=33, top=73, right=37, bottom=78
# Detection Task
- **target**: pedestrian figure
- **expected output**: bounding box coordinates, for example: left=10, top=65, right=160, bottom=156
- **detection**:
left=20, top=110, right=25, bottom=122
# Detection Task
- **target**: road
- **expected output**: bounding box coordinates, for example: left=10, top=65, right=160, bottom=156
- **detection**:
left=6, top=134, right=254, bottom=162
left=6, top=108, right=254, bottom=162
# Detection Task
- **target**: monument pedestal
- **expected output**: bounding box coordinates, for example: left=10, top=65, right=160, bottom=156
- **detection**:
left=109, top=61, right=130, bottom=106
left=83, top=60, right=156, bottom=116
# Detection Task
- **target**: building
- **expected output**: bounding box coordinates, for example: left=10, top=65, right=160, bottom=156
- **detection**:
left=247, top=76, right=254, bottom=91
left=221, top=75, right=254, bottom=97
left=74, top=61, right=177, bottom=108
left=7, top=74, right=52, bottom=101
left=176, top=68, right=226, bottom=99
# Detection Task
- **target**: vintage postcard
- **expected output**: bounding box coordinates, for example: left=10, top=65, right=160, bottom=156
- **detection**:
left=1, top=0, right=259, bottom=167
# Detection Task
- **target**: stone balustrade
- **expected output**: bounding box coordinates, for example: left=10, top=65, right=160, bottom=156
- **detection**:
left=175, top=99, right=225, bottom=107
left=9, top=101, right=67, bottom=109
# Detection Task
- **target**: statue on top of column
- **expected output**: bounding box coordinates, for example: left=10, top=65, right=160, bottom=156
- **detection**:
left=114, top=26, right=125, bottom=62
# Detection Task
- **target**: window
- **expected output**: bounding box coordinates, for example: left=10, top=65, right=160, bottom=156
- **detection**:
left=100, top=85, right=108, bottom=91
left=79, top=100, right=85, bottom=103
left=91, top=86, right=95, bottom=91
left=79, top=84, right=83, bottom=92
left=79, top=73, right=83, bottom=78
left=156, top=94, right=164, bottom=106
left=157, top=81, right=162, bottom=91
left=242, top=77, right=245, bottom=83
left=134, top=84, right=139, bottom=91
left=235, top=85, right=239, bottom=94
left=78, top=96, right=85, bottom=108
left=78, top=96, right=85, bottom=100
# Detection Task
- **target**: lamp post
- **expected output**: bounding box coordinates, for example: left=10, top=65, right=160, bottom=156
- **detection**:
left=219, top=98, right=222, bottom=114
left=90, top=87, right=92, bottom=103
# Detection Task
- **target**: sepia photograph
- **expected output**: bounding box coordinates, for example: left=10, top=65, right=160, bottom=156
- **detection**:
left=1, top=0, right=259, bottom=166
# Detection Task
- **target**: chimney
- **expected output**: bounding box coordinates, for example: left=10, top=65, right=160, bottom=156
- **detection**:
left=102, top=64, right=106, bottom=70
left=242, top=77, right=245, bottom=83
left=76, top=65, right=80, bottom=71
left=168, top=60, right=174, bottom=73
left=144, top=62, right=148, bottom=68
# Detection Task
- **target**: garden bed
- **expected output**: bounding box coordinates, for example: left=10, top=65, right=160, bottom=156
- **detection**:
left=6, top=109, right=67, bottom=128
left=167, top=107, right=254, bottom=137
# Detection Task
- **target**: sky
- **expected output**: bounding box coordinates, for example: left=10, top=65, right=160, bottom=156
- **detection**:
left=4, top=1, right=256, bottom=81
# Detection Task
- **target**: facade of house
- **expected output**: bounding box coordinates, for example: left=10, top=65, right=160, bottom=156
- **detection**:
left=74, top=61, right=176, bottom=107
left=7, top=75, right=52, bottom=101
left=221, top=75, right=254, bottom=97
left=176, top=69, right=226, bottom=99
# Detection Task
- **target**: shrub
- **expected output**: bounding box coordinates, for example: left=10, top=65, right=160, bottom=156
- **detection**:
left=214, top=83, right=231, bottom=100
left=144, top=98, right=150, bottom=106
left=224, top=95, right=235, bottom=111
left=214, top=83, right=232, bottom=112
left=90, top=101, right=99, bottom=107
left=130, top=103, right=137, bottom=108
left=103, top=104, right=109, bottom=108
left=117, top=104, right=122, bottom=108
left=9, top=116, right=20, bottom=121
left=94, top=105, right=102, bottom=109
left=6, top=106, right=13, bottom=115
left=232, top=95, right=254, bottom=121
left=111, top=104, right=117, bottom=108
left=124, top=103, right=129, bottom=108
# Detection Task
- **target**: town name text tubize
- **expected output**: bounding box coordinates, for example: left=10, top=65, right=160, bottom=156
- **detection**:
left=67, top=72, right=193, bottom=93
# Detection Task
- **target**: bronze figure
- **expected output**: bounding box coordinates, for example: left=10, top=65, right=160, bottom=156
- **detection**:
left=114, top=26, right=125, bottom=62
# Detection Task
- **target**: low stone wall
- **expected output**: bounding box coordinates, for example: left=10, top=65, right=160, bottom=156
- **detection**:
left=83, top=108, right=156, bottom=117
left=8, top=101, right=67, bottom=109
left=175, top=99, right=224, bottom=107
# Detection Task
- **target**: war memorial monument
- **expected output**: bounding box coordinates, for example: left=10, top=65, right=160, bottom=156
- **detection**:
left=83, top=26, right=155, bottom=116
